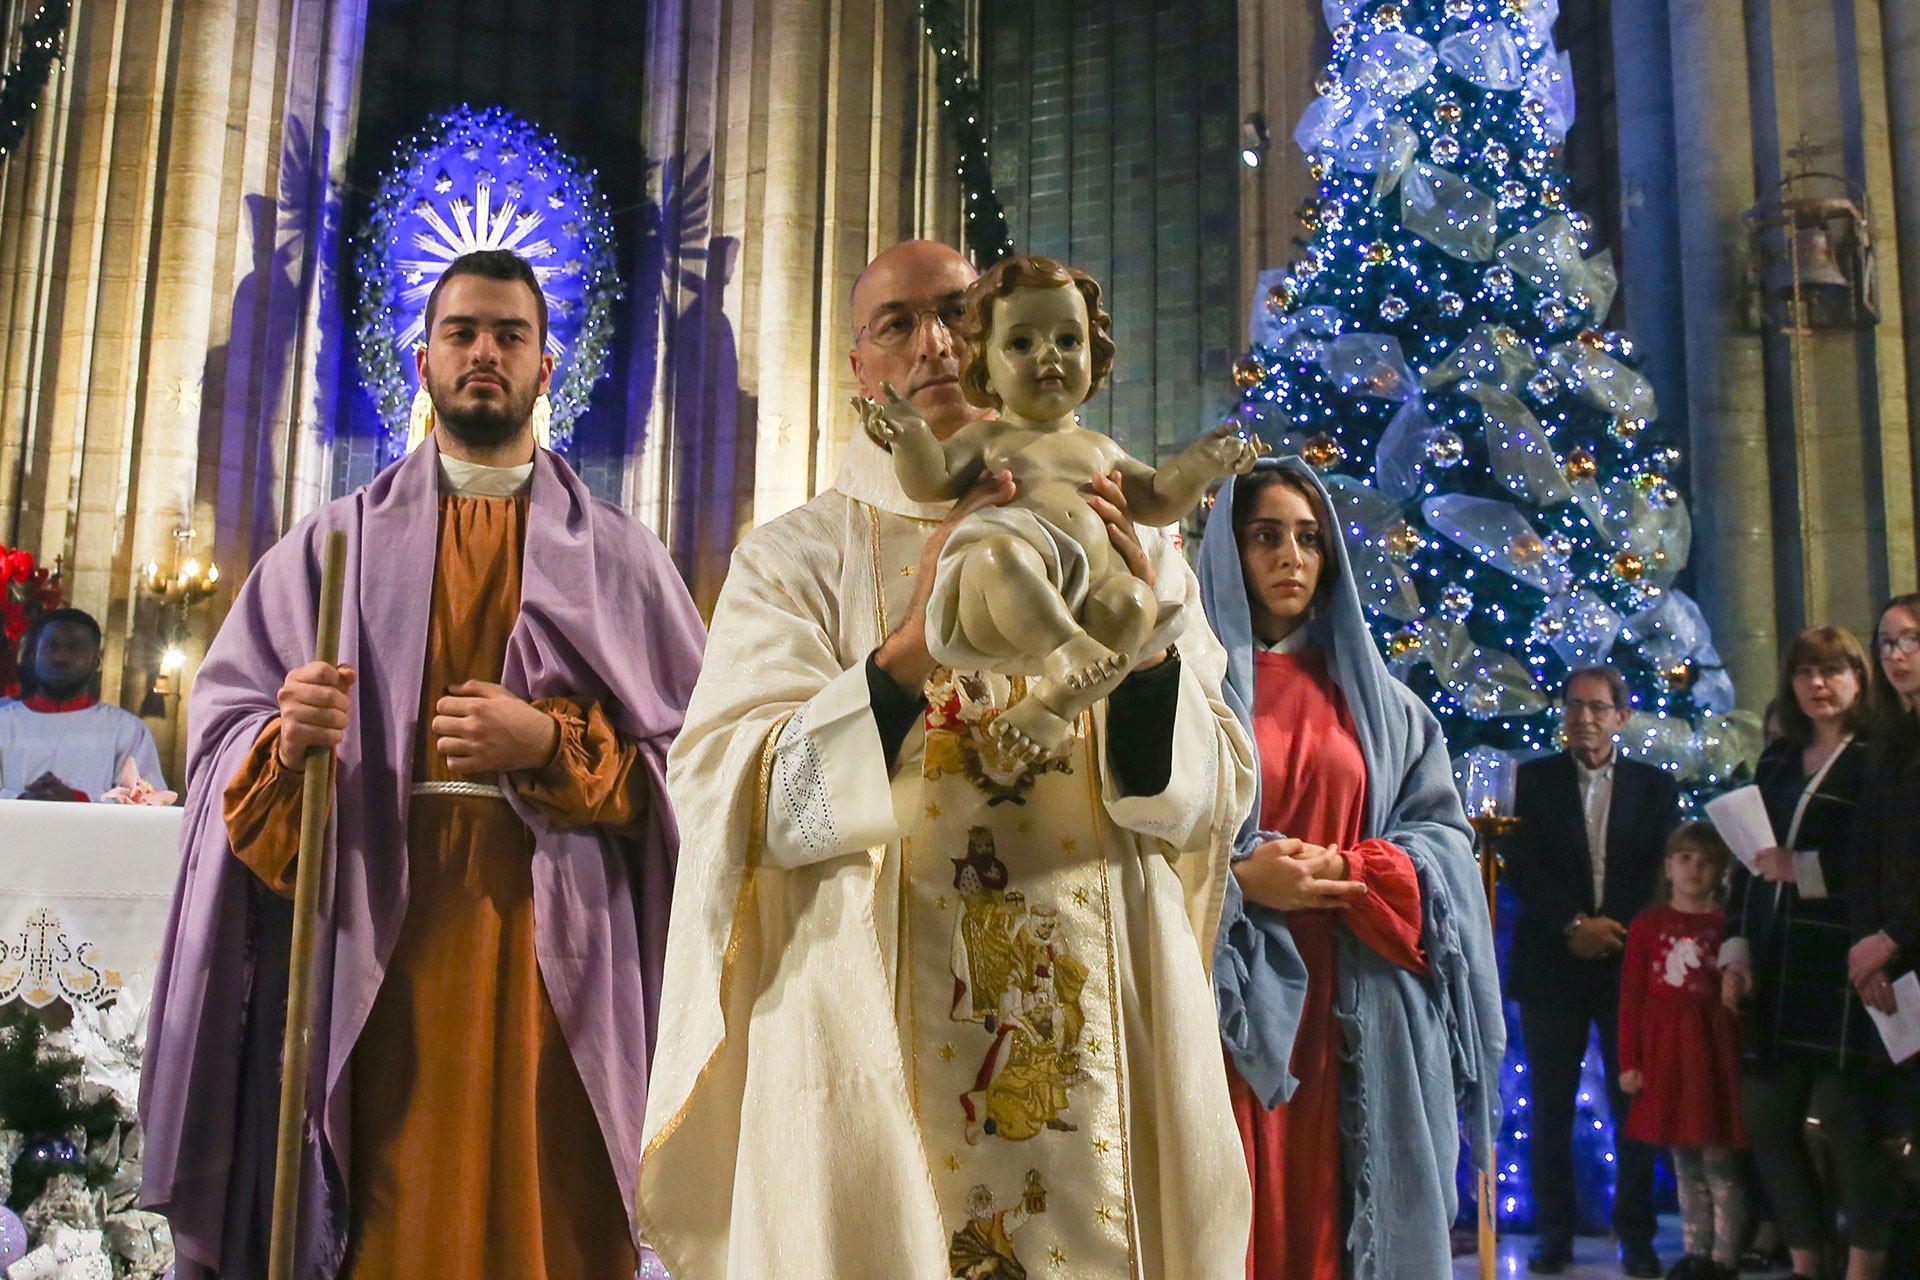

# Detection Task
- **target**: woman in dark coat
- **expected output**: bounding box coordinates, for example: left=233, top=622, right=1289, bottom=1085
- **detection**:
left=1722, top=626, right=1894, bottom=1279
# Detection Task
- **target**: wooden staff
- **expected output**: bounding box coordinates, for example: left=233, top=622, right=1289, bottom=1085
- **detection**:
left=1468, top=813, right=1519, bottom=1280
left=267, top=529, right=349, bottom=1280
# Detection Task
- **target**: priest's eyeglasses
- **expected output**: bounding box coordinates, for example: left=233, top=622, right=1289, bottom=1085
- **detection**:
left=856, top=300, right=968, bottom=349
left=1876, top=630, right=1920, bottom=657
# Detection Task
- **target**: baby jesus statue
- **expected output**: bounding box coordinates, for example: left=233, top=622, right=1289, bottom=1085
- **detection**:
left=858, top=254, right=1265, bottom=762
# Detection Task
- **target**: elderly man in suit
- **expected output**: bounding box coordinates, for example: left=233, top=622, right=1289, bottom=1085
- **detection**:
left=1507, top=666, right=1679, bottom=1278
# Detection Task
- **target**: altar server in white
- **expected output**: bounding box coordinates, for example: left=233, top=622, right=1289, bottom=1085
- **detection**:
left=638, top=239, right=1255, bottom=1280
left=0, top=609, right=163, bottom=801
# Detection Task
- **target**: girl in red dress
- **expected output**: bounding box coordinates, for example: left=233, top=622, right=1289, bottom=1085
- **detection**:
left=1618, top=822, right=1748, bottom=1280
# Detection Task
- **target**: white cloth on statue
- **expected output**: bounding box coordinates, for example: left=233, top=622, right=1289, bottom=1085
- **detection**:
left=641, top=428, right=1255, bottom=1280
left=922, top=506, right=1092, bottom=674
left=0, top=703, right=165, bottom=800
left=1577, top=753, right=1614, bottom=906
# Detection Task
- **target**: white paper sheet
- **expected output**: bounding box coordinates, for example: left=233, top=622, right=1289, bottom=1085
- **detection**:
left=1704, top=785, right=1774, bottom=875
left=1866, top=971, right=1920, bottom=1064
left=1792, top=849, right=1829, bottom=899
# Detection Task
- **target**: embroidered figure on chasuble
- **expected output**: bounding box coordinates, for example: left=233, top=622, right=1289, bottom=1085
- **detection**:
left=641, top=240, right=1252, bottom=1280
left=640, top=434, right=1256, bottom=1280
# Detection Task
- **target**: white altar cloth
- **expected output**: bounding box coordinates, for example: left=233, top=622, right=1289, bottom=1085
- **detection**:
left=0, top=799, right=181, bottom=1008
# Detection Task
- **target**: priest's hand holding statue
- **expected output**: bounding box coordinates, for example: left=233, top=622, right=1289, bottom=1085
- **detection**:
left=856, top=254, right=1265, bottom=762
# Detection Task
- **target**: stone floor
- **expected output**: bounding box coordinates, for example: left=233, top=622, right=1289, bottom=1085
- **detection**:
left=1452, top=1218, right=1796, bottom=1279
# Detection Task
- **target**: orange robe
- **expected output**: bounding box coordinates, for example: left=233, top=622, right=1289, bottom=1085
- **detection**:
left=223, top=492, right=640, bottom=1280
left=1230, top=647, right=1428, bottom=1280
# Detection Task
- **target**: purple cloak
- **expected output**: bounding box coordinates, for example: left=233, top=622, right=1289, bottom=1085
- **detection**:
left=138, top=441, right=706, bottom=1278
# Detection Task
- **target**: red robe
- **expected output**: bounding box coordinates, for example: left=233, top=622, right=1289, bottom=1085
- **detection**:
left=1230, top=647, right=1428, bottom=1280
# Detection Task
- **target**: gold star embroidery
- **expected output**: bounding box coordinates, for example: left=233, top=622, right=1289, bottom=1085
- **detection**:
left=1060, top=837, right=1077, bottom=854
left=939, top=1043, right=957, bottom=1061
left=900, top=564, right=916, bottom=577
left=1049, top=1247, right=1066, bottom=1267
left=1086, top=1037, right=1103, bottom=1055
left=946, top=1154, right=962, bottom=1171
left=1093, top=1138, right=1110, bottom=1154
left=1071, top=887, right=1089, bottom=905
left=936, top=895, right=950, bottom=911
left=926, top=803, right=942, bottom=820
left=1095, top=1205, right=1115, bottom=1223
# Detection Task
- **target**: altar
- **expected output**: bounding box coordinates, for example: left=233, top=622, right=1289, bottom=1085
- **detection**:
left=0, top=800, right=182, bottom=1011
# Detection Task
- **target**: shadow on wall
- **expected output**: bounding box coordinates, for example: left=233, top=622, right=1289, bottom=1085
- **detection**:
left=199, top=114, right=338, bottom=568
left=636, top=154, right=753, bottom=590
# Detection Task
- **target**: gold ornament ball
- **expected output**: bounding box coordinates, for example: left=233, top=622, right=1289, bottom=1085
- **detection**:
left=1233, top=356, right=1265, bottom=389
left=1375, top=3, right=1404, bottom=27
left=1296, top=200, right=1322, bottom=230
left=1612, top=550, right=1646, bottom=582
left=1437, top=101, right=1464, bottom=124
left=1577, top=328, right=1608, bottom=349
left=1309, top=159, right=1329, bottom=182
left=1510, top=533, right=1547, bottom=566
left=1365, top=240, right=1393, bottom=264
left=1505, top=0, right=1529, bottom=13
left=1662, top=660, right=1695, bottom=690
left=1302, top=432, right=1346, bottom=469
left=1632, top=470, right=1668, bottom=494
left=1383, top=521, right=1420, bottom=559
left=1563, top=446, right=1597, bottom=481
left=1315, top=74, right=1339, bottom=96
left=1387, top=627, right=1424, bottom=658
left=1265, top=284, right=1291, bottom=316
left=1610, top=414, right=1646, bottom=444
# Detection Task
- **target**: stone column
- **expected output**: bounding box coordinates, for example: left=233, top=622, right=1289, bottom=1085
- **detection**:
left=0, top=0, right=366, bottom=775
left=1667, top=0, right=1777, bottom=701
left=638, top=0, right=956, bottom=611
left=1883, top=0, right=1920, bottom=551
left=1238, top=0, right=1323, bottom=336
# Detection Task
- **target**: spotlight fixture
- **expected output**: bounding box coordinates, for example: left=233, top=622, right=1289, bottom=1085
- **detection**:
left=1240, top=113, right=1270, bottom=169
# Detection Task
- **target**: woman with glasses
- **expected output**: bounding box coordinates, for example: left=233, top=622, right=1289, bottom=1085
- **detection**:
left=1721, top=626, right=1895, bottom=1280
left=1847, top=597, right=1920, bottom=1223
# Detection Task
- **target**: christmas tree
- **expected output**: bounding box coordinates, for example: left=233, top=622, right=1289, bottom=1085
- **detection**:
left=1234, top=0, right=1758, bottom=782
left=1228, top=0, right=1761, bottom=1230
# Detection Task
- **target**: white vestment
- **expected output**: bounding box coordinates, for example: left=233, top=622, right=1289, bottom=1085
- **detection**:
left=0, top=702, right=165, bottom=799
left=639, top=432, right=1255, bottom=1280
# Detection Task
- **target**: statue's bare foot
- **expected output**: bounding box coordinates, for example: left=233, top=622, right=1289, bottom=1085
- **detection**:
left=989, top=697, right=1077, bottom=765
left=1042, top=631, right=1124, bottom=693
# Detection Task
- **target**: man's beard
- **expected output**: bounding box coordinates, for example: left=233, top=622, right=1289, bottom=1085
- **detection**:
left=428, top=371, right=537, bottom=448
left=34, top=671, right=90, bottom=700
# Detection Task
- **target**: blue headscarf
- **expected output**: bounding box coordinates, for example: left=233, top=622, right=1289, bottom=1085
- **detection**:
left=1196, top=457, right=1505, bottom=1279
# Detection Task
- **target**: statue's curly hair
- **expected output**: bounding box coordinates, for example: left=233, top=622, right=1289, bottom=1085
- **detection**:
left=956, top=255, right=1116, bottom=411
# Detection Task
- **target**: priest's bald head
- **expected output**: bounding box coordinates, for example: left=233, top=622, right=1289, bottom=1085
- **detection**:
left=417, top=249, right=556, bottom=458
left=849, top=240, right=994, bottom=440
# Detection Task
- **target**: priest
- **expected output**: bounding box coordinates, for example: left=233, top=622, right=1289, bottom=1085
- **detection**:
left=639, top=240, right=1254, bottom=1279
left=141, top=249, right=705, bottom=1280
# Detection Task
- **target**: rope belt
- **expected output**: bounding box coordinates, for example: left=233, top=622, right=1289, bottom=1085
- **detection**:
left=409, top=780, right=509, bottom=801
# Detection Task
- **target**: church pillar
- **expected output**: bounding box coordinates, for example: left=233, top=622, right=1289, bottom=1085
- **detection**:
left=1882, top=0, right=1920, bottom=547
left=638, top=0, right=956, bottom=613
left=0, top=0, right=365, bottom=778
left=1667, top=0, right=1777, bottom=701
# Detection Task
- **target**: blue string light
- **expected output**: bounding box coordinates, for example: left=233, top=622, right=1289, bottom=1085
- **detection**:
left=1226, top=0, right=1746, bottom=1229
left=353, top=105, right=621, bottom=457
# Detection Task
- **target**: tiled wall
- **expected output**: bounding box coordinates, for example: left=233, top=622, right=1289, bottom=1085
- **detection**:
left=982, top=0, right=1242, bottom=465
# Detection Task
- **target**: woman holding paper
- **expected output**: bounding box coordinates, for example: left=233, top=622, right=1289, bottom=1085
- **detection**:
left=1848, top=595, right=1920, bottom=1044
left=1721, top=625, right=1894, bottom=1280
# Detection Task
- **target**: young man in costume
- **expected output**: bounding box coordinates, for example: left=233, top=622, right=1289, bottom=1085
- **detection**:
left=639, top=240, right=1254, bottom=1279
left=140, top=250, right=705, bottom=1279
left=0, top=608, right=165, bottom=800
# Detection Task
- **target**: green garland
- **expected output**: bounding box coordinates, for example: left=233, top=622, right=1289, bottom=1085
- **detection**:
left=0, top=0, right=70, bottom=162
left=0, top=1016, right=118, bottom=1209
left=920, top=0, right=1014, bottom=265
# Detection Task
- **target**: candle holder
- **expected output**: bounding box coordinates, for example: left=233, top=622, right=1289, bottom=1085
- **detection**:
left=142, top=528, right=219, bottom=607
